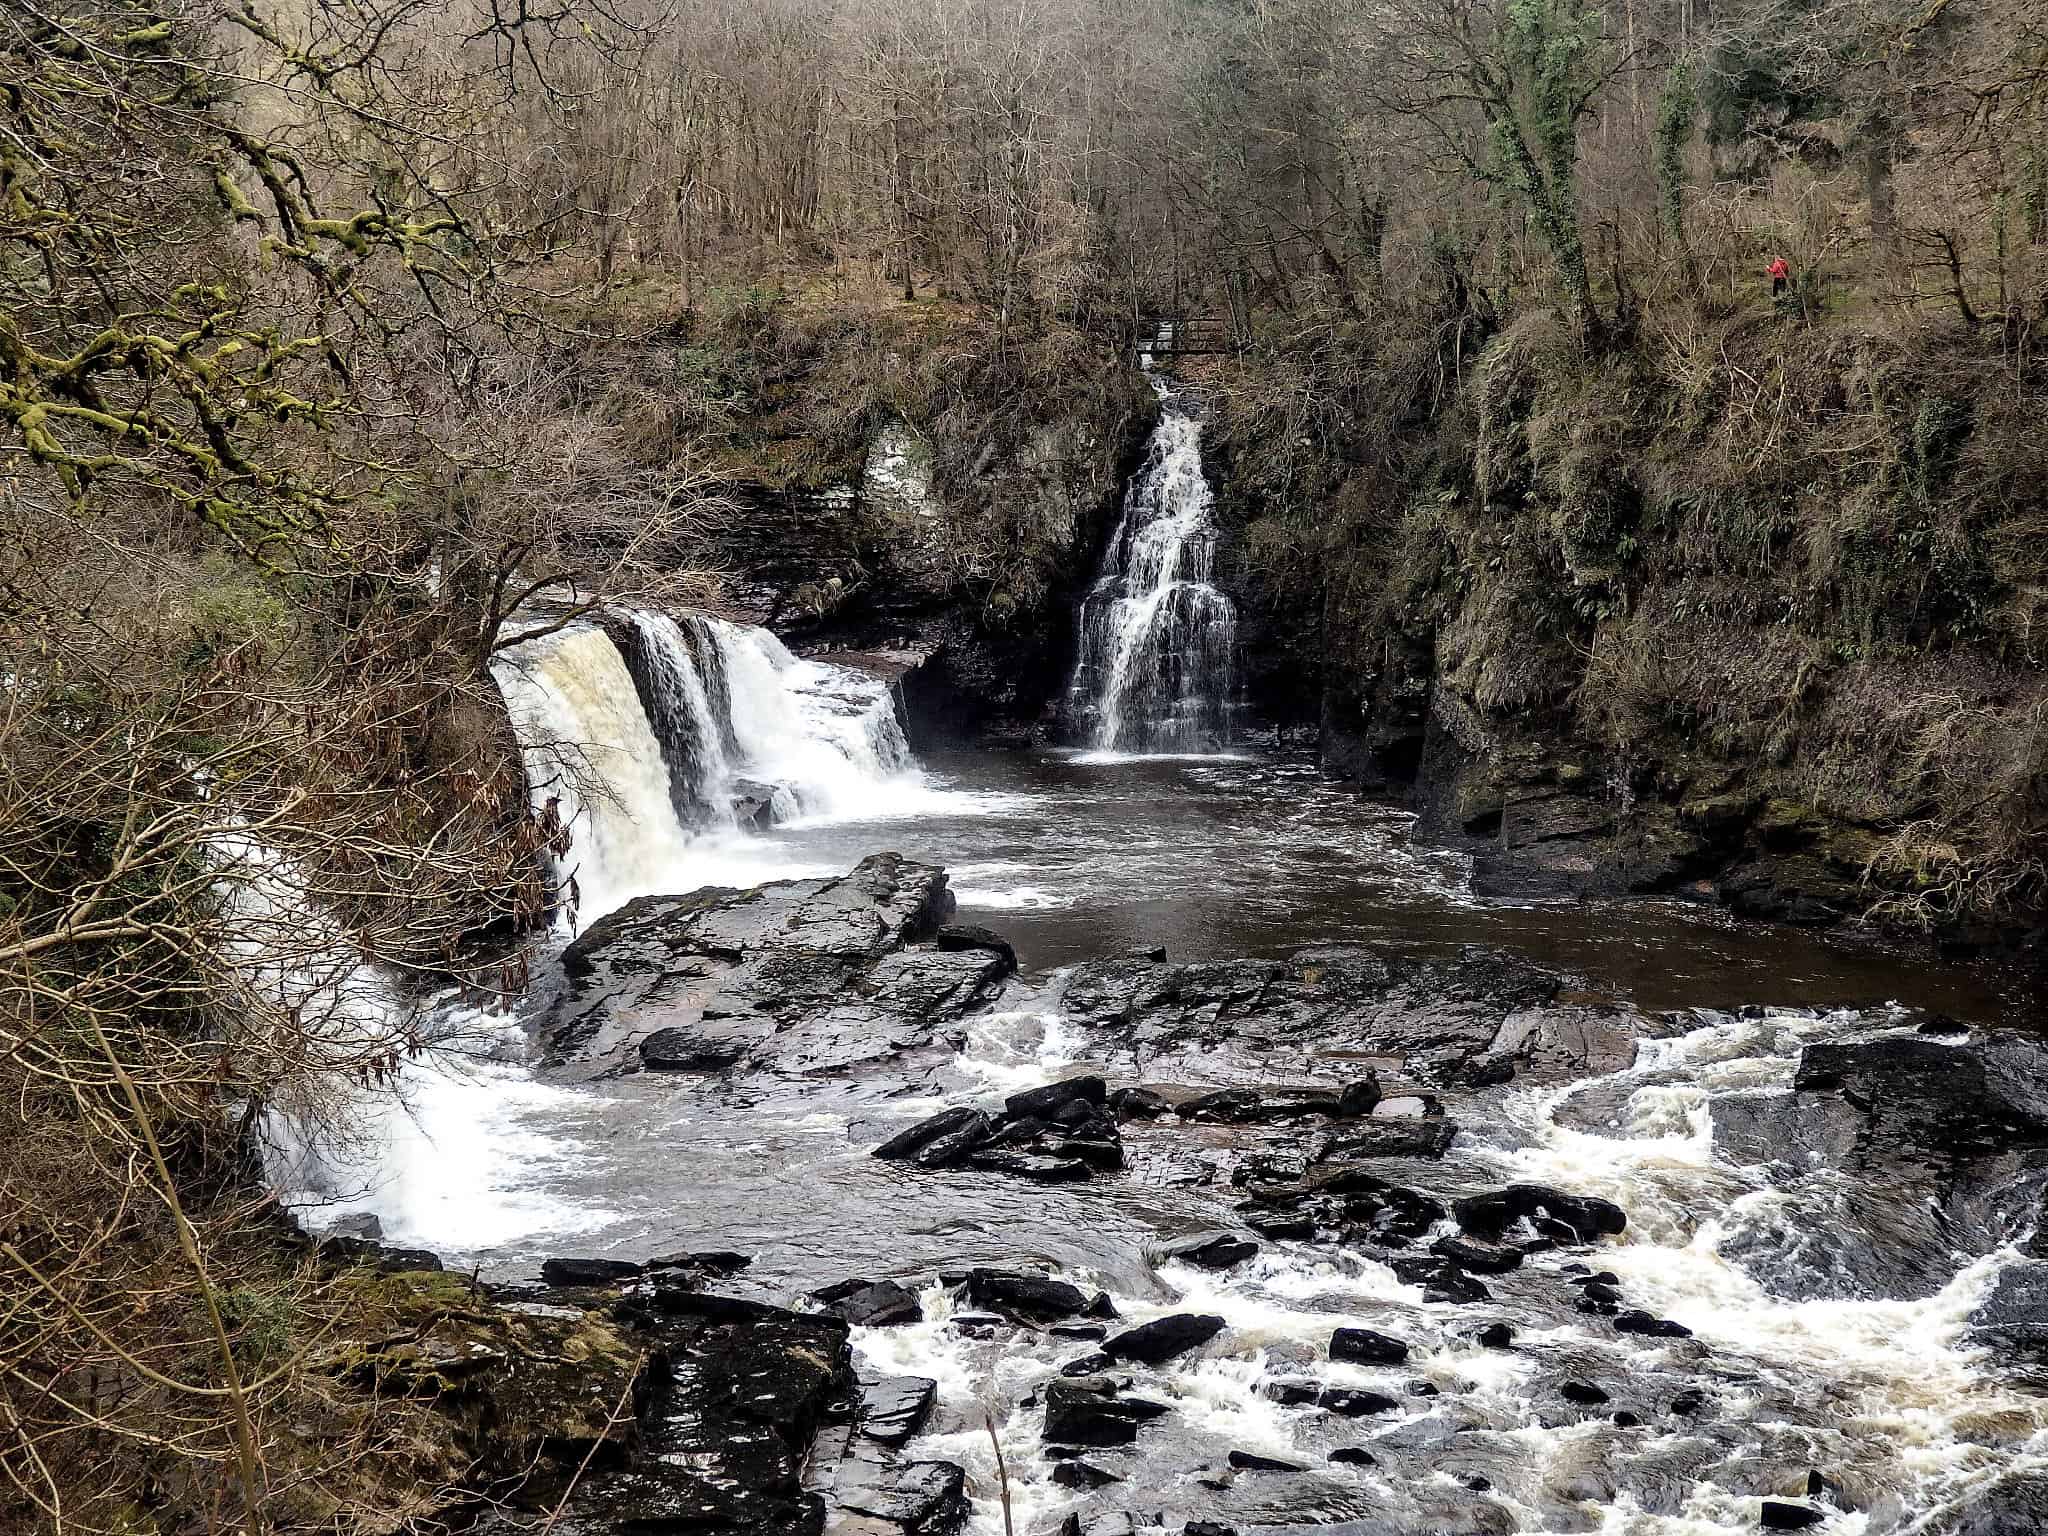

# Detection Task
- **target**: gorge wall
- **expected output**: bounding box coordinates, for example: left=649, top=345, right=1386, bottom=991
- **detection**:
left=609, top=294, right=2044, bottom=950
left=1200, top=306, right=2048, bottom=951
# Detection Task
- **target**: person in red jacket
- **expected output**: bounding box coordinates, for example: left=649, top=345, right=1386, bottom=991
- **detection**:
left=1768, top=255, right=1791, bottom=298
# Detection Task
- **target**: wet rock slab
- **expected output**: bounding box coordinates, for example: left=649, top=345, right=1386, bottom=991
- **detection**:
left=1057, top=944, right=1642, bottom=1086
left=543, top=855, right=1013, bottom=1076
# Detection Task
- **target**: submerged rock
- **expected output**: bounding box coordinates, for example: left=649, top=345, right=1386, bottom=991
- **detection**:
left=1043, top=1380, right=1171, bottom=1445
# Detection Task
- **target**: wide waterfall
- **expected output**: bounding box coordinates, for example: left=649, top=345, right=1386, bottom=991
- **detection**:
left=491, top=609, right=923, bottom=926
left=1069, top=357, right=1239, bottom=753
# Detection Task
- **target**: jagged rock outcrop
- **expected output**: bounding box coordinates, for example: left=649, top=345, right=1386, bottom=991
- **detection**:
left=542, top=856, right=1013, bottom=1076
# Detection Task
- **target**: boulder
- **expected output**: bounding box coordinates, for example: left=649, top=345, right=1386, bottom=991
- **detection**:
left=1759, top=1503, right=1824, bottom=1531
left=874, top=1107, right=984, bottom=1162
left=1109, top=1087, right=1172, bottom=1118
left=1264, top=1380, right=1322, bottom=1407
left=316, top=1235, right=444, bottom=1273
left=1176, top=1082, right=1379, bottom=1124
left=935, top=923, right=1019, bottom=973
left=818, top=1279, right=923, bottom=1328
left=1454, top=1184, right=1627, bottom=1244
left=833, top=1458, right=970, bottom=1536
left=964, top=1150, right=1094, bottom=1182
left=1794, top=1033, right=2048, bottom=1158
left=1560, top=1381, right=1609, bottom=1406
left=1317, top=1119, right=1459, bottom=1160
left=860, top=1374, right=939, bottom=1445
left=1050, top=1460, right=1124, bottom=1489
left=1430, top=1234, right=1523, bottom=1274
left=1227, top=1450, right=1306, bottom=1472
left=1613, top=1309, right=1692, bottom=1339
left=1329, top=1328, right=1409, bottom=1366
left=545, top=855, right=973, bottom=1074
left=1318, top=1388, right=1401, bottom=1417
left=1103, top=1314, right=1227, bottom=1364
left=1388, top=1256, right=1492, bottom=1304
left=962, top=1270, right=1090, bottom=1322
left=540, top=1256, right=645, bottom=1287
left=648, top=1250, right=752, bottom=1276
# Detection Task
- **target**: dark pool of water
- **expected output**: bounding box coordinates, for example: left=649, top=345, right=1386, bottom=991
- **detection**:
left=749, top=748, right=2016, bottom=1022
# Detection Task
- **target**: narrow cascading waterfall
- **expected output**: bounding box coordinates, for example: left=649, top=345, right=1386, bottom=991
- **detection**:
left=623, top=610, right=735, bottom=827
left=1069, top=351, right=1239, bottom=753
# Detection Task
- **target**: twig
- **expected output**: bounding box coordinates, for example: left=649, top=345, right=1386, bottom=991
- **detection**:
left=538, top=1357, right=643, bottom=1536
left=984, top=1410, right=1014, bottom=1536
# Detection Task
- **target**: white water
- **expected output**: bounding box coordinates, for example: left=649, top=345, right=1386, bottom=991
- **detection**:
left=1070, top=353, right=1239, bottom=753
left=265, top=608, right=959, bottom=1243
left=491, top=611, right=995, bottom=924
left=216, top=832, right=608, bottom=1249
left=845, top=1005, right=2048, bottom=1536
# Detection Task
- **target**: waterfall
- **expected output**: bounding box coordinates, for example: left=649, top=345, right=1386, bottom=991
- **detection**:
left=680, top=615, right=916, bottom=822
left=1069, top=353, right=1239, bottom=753
left=492, top=610, right=925, bottom=925
left=491, top=623, right=698, bottom=926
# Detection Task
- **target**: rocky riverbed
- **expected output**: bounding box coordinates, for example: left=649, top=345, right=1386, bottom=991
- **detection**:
left=319, top=851, right=2048, bottom=1536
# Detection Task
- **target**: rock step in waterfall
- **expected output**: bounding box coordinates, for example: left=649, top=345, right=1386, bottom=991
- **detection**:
left=491, top=609, right=921, bottom=926
left=1069, top=351, right=1239, bottom=753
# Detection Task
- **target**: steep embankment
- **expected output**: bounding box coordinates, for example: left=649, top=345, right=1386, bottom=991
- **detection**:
left=1202, top=306, right=2048, bottom=945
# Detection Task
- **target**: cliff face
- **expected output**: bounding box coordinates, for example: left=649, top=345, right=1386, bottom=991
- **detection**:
left=1202, top=307, right=2048, bottom=947
left=601, top=293, right=1157, bottom=745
